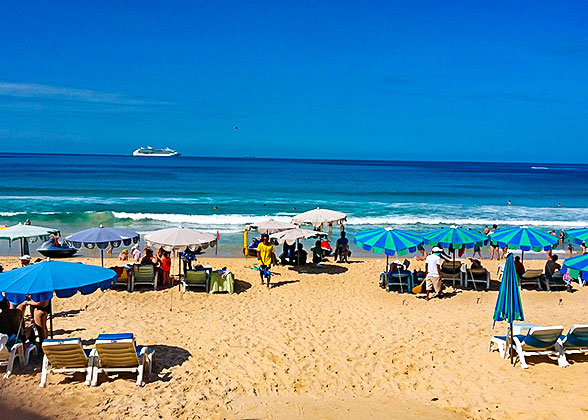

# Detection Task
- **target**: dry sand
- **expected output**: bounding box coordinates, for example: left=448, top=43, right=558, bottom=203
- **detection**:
left=0, top=255, right=587, bottom=420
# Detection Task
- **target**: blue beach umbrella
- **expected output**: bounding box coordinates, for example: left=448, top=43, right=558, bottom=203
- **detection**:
left=422, top=225, right=489, bottom=270
left=565, top=228, right=588, bottom=246
left=493, top=253, right=524, bottom=364
left=65, top=225, right=140, bottom=266
left=489, top=226, right=558, bottom=261
left=0, top=260, right=117, bottom=338
left=354, top=227, right=423, bottom=269
left=561, top=254, right=588, bottom=282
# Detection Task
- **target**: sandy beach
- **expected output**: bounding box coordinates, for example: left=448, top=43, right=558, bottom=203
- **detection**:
left=0, top=254, right=587, bottom=420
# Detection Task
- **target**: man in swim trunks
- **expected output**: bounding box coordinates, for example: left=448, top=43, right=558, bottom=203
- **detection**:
left=257, top=234, right=276, bottom=287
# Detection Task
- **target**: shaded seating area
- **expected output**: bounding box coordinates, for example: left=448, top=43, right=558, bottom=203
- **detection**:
left=519, top=269, right=543, bottom=290
left=182, top=267, right=211, bottom=293
left=380, top=260, right=413, bottom=293
left=461, top=259, right=490, bottom=290
left=440, top=260, right=462, bottom=288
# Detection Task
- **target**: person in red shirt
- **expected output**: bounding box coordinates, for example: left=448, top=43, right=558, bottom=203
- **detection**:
left=160, top=251, right=172, bottom=287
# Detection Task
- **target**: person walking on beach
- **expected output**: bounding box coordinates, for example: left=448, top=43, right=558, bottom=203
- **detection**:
left=425, top=247, right=444, bottom=301
left=132, top=244, right=141, bottom=262
left=489, top=224, right=499, bottom=260
left=256, top=234, right=276, bottom=287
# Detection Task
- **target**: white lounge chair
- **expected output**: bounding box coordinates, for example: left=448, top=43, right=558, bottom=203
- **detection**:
left=461, top=263, right=490, bottom=290
left=0, top=333, right=36, bottom=378
left=560, top=324, right=588, bottom=361
left=512, top=326, right=567, bottom=369
left=40, top=338, right=93, bottom=387
left=92, top=333, right=154, bottom=386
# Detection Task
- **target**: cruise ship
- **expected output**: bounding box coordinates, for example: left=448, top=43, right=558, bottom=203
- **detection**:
left=132, top=146, right=181, bottom=157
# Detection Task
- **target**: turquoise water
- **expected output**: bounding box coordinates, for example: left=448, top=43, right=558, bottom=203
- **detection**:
left=1, top=153, right=587, bottom=256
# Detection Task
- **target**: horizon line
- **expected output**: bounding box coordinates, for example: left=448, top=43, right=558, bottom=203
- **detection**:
left=0, top=151, right=579, bottom=166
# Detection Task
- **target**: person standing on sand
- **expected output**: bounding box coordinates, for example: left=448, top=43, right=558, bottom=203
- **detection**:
left=256, top=234, right=276, bottom=287
left=425, top=247, right=444, bottom=301
left=489, top=224, right=499, bottom=260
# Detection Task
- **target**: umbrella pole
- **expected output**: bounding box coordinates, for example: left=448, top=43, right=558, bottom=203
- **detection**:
left=49, top=302, right=54, bottom=339
left=101, top=249, right=104, bottom=267
left=297, top=239, right=300, bottom=265
left=521, top=250, right=524, bottom=263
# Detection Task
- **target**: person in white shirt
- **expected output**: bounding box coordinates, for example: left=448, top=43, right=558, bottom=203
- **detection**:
left=132, top=244, right=141, bottom=262
left=425, top=246, right=444, bottom=301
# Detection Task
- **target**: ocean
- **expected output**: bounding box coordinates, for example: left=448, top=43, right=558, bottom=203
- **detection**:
left=1, top=153, right=587, bottom=258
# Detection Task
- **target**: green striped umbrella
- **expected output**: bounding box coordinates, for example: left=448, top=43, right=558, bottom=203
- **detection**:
left=566, top=228, right=588, bottom=246
left=561, top=254, right=588, bottom=281
left=493, top=253, right=524, bottom=364
left=422, top=225, right=488, bottom=249
left=489, top=226, right=558, bottom=261
left=354, top=228, right=423, bottom=270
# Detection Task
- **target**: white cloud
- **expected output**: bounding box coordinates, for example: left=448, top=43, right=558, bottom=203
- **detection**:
left=0, top=82, right=170, bottom=106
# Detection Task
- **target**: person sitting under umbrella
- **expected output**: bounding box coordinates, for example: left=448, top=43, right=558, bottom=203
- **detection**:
left=18, top=297, right=51, bottom=343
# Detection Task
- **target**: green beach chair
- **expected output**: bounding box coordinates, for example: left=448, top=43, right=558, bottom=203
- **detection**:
left=182, top=268, right=211, bottom=293
left=131, top=264, right=158, bottom=291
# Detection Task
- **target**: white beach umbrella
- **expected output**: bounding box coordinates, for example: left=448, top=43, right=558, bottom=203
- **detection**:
left=0, top=222, right=59, bottom=242
left=270, top=228, right=328, bottom=245
left=255, top=219, right=297, bottom=234
left=292, top=207, right=347, bottom=229
left=144, top=226, right=217, bottom=251
left=0, top=222, right=60, bottom=256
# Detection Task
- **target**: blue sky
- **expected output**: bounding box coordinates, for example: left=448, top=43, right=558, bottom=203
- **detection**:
left=0, top=1, right=587, bottom=161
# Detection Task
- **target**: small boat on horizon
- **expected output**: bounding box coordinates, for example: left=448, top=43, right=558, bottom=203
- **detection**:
left=132, top=146, right=181, bottom=157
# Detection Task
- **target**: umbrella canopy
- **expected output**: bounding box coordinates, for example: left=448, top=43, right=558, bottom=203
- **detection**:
left=292, top=207, right=347, bottom=229
left=489, top=226, right=558, bottom=252
left=354, top=228, right=423, bottom=256
left=561, top=254, right=588, bottom=280
left=422, top=225, right=488, bottom=249
left=0, top=260, right=117, bottom=305
left=144, top=226, right=217, bottom=251
left=270, top=228, right=327, bottom=245
left=0, top=222, right=59, bottom=242
left=565, top=228, right=588, bottom=246
left=253, top=220, right=297, bottom=234
left=493, top=254, right=524, bottom=325
left=65, top=225, right=139, bottom=250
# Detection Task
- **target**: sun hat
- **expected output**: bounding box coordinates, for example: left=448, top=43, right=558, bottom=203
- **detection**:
left=432, top=246, right=443, bottom=253
left=122, top=249, right=129, bottom=254
left=19, top=255, right=31, bottom=261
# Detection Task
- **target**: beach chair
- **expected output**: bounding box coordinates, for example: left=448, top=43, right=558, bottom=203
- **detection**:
left=40, top=338, right=93, bottom=387
left=461, top=264, right=490, bottom=290
left=544, top=272, right=567, bottom=292
left=91, top=333, right=154, bottom=386
left=131, top=264, right=157, bottom=291
left=519, top=269, right=543, bottom=290
left=0, top=334, right=35, bottom=378
left=440, top=261, right=462, bottom=288
left=511, top=326, right=566, bottom=369
left=560, top=324, right=588, bottom=362
left=182, top=268, right=211, bottom=293
left=386, top=271, right=413, bottom=293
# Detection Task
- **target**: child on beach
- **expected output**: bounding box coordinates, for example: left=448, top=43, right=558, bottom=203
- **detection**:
left=160, top=251, right=172, bottom=287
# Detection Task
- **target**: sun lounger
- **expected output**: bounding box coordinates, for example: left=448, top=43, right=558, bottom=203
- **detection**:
left=92, top=333, right=154, bottom=386
left=520, top=269, right=543, bottom=290
left=560, top=324, right=588, bottom=361
left=544, top=272, right=567, bottom=292
left=182, top=268, right=211, bottom=293
left=132, top=264, right=158, bottom=291
left=0, top=334, right=36, bottom=378
left=441, top=261, right=462, bottom=288
left=40, top=338, right=93, bottom=387
left=513, top=326, right=566, bottom=369
left=386, top=271, right=413, bottom=293
left=461, top=264, right=490, bottom=290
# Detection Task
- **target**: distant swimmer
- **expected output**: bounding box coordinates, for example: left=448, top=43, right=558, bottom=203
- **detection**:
left=558, top=203, right=562, bottom=207
left=214, top=205, right=218, bottom=210
left=508, top=200, right=512, bottom=206
left=292, top=206, right=296, bottom=211
left=234, top=126, right=238, bottom=130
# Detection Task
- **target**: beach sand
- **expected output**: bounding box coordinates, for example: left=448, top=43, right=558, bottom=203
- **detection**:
left=0, top=255, right=587, bottom=420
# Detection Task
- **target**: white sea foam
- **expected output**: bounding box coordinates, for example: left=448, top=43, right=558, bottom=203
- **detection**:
left=531, top=166, right=549, bottom=170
